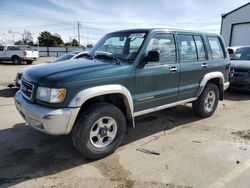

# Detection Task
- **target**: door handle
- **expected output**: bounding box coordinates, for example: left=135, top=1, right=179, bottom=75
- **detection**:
left=169, top=66, right=178, bottom=72
left=202, top=63, right=207, bottom=68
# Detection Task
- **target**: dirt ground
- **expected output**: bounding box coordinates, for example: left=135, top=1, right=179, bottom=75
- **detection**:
left=0, top=58, right=250, bottom=188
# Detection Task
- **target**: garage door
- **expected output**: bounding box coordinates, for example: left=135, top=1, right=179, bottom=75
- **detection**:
left=231, top=23, right=250, bottom=46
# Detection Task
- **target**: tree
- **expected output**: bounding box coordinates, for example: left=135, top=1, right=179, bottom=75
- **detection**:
left=52, top=35, right=64, bottom=46
left=65, top=39, right=79, bottom=47
left=38, top=31, right=64, bottom=47
left=72, top=39, right=79, bottom=46
left=38, top=31, right=53, bottom=46
left=14, top=40, right=23, bottom=45
left=21, top=30, right=33, bottom=45
left=14, top=30, right=34, bottom=45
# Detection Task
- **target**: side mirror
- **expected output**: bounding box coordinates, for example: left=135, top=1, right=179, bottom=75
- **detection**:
left=227, top=49, right=234, bottom=55
left=144, top=50, right=160, bottom=62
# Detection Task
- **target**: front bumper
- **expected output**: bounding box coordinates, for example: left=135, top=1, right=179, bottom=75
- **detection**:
left=23, top=57, right=39, bottom=61
left=229, top=76, right=250, bottom=91
left=14, top=90, right=80, bottom=135
left=224, top=82, right=230, bottom=91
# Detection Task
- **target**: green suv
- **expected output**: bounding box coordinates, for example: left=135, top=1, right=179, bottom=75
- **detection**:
left=15, top=29, right=230, bottom=159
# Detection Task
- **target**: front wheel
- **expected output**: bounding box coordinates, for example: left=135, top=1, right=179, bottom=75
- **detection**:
left=193, top=83, right=219, bottom=118
left=72, top=103, right=126, bottom=159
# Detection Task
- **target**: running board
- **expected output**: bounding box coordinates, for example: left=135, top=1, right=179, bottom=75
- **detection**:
left=133, top=97, right=197, bottom=117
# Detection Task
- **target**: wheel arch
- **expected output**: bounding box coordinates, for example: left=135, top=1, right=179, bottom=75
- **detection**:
left=11, top=54, right=20, bottom=60
left=67, top=85, right=135, bottom=133
left=197, top=72, right=225, bottom=100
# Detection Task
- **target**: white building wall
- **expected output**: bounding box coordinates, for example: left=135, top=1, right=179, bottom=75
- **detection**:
left=221, top=4, right=250, bottom=47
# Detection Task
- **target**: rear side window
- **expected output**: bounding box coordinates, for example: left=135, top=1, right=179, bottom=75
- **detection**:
left=7, top=46, right=20, bottom=51
left=194, top=36, right=206, bottom=61
left=0, top=46, right=4, bottom=51
left=178, top=35, right=197, bottom=62
left=207, top=36, right=225, bottom=59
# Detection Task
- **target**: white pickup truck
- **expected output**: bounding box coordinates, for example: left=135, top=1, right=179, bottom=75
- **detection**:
left=0, top=45, right=39, bottom=64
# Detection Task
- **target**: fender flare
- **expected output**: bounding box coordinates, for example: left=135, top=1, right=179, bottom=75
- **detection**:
left=68, top=84, right=135, bottom=126
left=197, top=71, right=225, bottom=97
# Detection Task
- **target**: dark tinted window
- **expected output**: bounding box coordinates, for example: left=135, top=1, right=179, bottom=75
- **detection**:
left=194, top=36, right=206, bottom=61
left=7, top=46, right=20, bottom=51
left=231, top=47, right=250, bottom=60
left=178, top=35, right=197, bottom=62
left=146, top=33, right=176, bottom=64
left=0, top=46, right=4, bottom=51
left=208, top=36, right=224, bottom=59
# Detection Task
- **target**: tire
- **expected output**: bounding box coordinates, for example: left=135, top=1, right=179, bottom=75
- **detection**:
left=72, top=102, right=126, bottom=159
left=12, top=56, right=21, bottom=65
left=193, top=83, right=219, bottom=118
left=26, top=60, right=33, bottom=64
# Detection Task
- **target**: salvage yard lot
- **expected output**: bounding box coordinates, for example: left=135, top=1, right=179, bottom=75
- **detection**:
left=0, top=58, right=250, bottom=188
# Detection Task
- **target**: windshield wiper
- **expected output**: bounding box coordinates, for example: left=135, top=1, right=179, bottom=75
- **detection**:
left=94, top=54, right=121, bottom=65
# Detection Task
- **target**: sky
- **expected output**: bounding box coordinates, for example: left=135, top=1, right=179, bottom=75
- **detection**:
left=0, top=0, right=249, bottom=45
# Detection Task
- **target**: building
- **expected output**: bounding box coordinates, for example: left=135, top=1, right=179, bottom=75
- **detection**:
left=221, top=2, right=250, bottom=47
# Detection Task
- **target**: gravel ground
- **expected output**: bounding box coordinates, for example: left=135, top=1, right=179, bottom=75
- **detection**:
left=0, top=58, right=250, bottom=188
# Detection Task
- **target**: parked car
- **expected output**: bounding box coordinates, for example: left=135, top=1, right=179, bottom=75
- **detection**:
left=51, top=51, right=86, bottom=63
left=229, top=46, right=250, bottom=91
left=0, top=45, right=39, bottom=64
left=227, top=46, right=241, bottom=58
left=15, top=28, right=230, bottom=159
left=15, top=51, right=87, bottom=87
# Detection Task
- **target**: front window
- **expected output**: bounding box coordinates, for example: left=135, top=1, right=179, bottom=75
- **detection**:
left=90, top=32, right=147, bottom=62
left=231, top=47, right=250, bottom=61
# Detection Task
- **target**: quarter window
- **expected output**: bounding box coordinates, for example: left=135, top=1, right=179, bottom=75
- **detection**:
left=178, top=35, right=197, bottom=62
left=146, top=33, right=176, bottom=64
left=208, top=36, right=225, bottom=59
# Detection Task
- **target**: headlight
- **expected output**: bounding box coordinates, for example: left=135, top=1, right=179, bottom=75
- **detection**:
left=36, top=87, right=66, bottom=103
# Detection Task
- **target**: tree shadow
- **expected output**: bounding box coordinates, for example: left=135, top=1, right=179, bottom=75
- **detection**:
left=0, top=88, right=19, bottom=98
left=224, top=90, right=250, bottom=101
left=0, top=105, right=201, bottom=187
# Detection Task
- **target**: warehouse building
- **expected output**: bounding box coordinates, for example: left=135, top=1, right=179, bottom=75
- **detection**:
left=221, top=2, right=250, bottom=47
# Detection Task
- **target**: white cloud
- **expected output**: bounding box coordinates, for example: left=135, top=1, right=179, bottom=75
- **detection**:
left=0, top=0, right=249, bottom=44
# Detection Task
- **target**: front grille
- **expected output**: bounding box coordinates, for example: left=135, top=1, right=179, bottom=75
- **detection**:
left=21, top=79, right=34, bottom=100
left=17, top=73, right=22, bottom=79
left=234, top=69, right=248, bottom=73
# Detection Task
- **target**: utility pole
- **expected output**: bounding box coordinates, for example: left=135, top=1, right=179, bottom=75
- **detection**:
left=77, top=21, right=81, bottom=46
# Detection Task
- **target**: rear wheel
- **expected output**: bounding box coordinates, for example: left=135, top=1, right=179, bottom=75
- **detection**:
left=26, top=60, right=33, bottom=64
left=193, top=83, right=219, bottom=118
left=72, top=103, right=126, bottom=159
left=12, top=56, right=21, bottom=65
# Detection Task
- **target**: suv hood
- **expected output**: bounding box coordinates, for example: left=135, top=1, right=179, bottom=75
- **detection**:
left=231, top=60, right=250, bottom=70
left=22, top=59, right=126, bottom=85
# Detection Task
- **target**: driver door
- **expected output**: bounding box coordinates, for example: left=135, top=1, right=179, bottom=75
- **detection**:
left=134, top=33, right=180, bottom=112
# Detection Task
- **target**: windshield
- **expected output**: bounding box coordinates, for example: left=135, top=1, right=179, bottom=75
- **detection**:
left=231, top=47, right=250, bottom=61
left=52, top=52, right=79, bottom=63
left=89, top=32, right=147, bottom=62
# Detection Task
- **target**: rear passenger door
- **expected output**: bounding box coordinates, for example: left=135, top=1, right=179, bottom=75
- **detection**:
left=177, top=34, right=209, bottom=100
